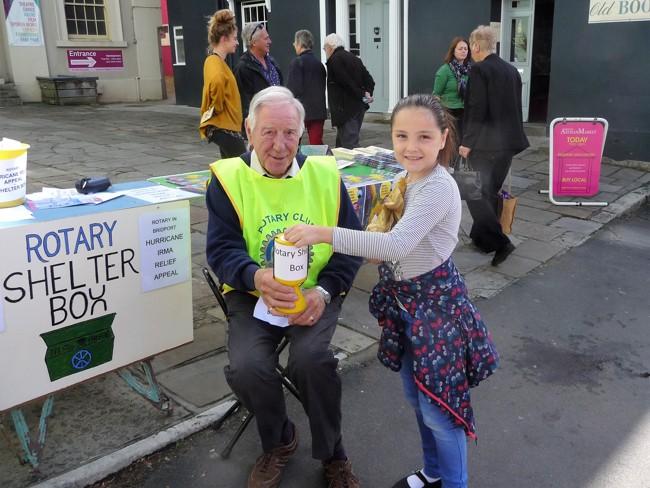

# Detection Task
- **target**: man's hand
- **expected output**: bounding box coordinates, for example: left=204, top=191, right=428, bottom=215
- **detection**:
left=284, top=224, right=333, bottom=248
left=459, top=145, right=471, bottom=158
left=254, top=268, right=297, bottom=314
left=288, top=289, right=326, bottom=326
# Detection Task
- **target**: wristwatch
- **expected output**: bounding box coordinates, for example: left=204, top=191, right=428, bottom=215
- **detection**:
left=313, top=285, right=332, bottom=304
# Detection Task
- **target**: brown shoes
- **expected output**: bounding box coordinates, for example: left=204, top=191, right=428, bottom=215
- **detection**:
left=247, top=429, right=298, bottom=488
left=324, top=459, right=360, bottom=488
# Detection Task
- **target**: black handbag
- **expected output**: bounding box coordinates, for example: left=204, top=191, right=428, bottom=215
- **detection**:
left=452, top=156, right=482, bottom=201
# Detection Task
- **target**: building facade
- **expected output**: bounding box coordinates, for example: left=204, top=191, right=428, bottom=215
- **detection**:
left=170, top=0, right=650, bottom=159
left=1, top=0, right=165, bottom=103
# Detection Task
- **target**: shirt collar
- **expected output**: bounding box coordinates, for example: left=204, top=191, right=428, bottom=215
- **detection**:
left=250, top=150, right=299, bottom=178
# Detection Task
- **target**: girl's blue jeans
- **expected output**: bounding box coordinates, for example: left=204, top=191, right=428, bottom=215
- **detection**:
left=400, top=351, right=468, bottom=488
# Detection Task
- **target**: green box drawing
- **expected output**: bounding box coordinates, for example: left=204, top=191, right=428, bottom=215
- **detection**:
left=40, top=313, right=116, bottom=382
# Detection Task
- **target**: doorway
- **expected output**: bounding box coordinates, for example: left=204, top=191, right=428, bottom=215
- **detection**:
left=499, top=0, right=554, bottom=123
left=528, top=0, right=554, bottom=122
left=360, top=0, right=389, bottom=112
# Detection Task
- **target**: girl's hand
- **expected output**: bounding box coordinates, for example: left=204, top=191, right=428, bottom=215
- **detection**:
left=284, top=224, right=333, bottom=247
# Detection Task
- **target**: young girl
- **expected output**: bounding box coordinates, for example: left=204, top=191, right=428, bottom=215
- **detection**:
left=284, top=94, right=499, bottom=488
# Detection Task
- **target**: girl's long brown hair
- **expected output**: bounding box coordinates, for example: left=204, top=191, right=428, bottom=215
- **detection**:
left=390, top=94, right=458, bottom=167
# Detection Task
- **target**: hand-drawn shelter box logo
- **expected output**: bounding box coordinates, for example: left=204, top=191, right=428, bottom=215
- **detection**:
left=40, top=313, right=116, bottom=382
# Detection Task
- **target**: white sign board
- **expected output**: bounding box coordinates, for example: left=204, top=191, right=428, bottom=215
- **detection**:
left=3, top=0, right=44, bottom=46
left=589, top=1, right=650, bottom=23
left=0, top=200, right=193, bottom=411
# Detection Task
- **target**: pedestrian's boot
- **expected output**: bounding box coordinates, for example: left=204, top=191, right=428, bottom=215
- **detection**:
left=247, top=428, right=298, bottom=488
left=323, top=459, right=360, bottom=488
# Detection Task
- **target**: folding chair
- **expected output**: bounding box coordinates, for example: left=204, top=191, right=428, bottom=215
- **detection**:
left=201, top=267, right=301, bottom=458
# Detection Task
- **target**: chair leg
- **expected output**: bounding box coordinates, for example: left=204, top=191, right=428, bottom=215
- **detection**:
left=276, top=365, right=301, bottom=401
left=213, top=399, right=243, bottom=431
left=220, top=410, right=255, bottom=459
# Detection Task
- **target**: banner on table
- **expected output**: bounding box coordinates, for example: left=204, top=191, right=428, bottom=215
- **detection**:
left=0, top=200, right=193, bottom=411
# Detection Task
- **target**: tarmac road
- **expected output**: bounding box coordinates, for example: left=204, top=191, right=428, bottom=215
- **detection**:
left=92, top=204, right=650, bottom=488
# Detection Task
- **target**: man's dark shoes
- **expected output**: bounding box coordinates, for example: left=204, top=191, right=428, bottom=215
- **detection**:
left=491, top=242, right=515, bottom=266
left=324, top=459, right=360, bottom=488
left=391, top=470, right=442, bottom=488
left=247, top=428, right=298, bottom=488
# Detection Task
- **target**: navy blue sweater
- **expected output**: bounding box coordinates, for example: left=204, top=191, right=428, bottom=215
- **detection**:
left=206, top=152, right=363, bottom=296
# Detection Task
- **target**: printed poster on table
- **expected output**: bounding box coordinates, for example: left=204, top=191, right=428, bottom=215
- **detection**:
left=3, top=0, right=44, bottom=46
left=139, top=208, right=190, bottom=292
left=0, top=200, right=193, bottom=412
left=551, top=120, right=607, bottom=197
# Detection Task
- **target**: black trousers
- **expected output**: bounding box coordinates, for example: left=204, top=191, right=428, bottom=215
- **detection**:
left=335, top=109, right=366, bottom=149
left=466, top=150, right=513, bottom=253
left=207, top=127, right=247, bottom=159
left=224, top=291, right=343, bottom=460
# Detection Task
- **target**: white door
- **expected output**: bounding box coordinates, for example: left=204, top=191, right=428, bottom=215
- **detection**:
left=500, top=0, right=535, bottom=122
left=360, top=0, right=389, bottom=112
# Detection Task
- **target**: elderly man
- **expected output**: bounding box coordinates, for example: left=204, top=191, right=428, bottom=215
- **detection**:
left=287, top=29, right=327, bottom=145
left=323, top=33, right=375, bottom=149
left=234, top=22, right=283, bottom=125
left=206, top=86, right=362, bottom=488
left=459, top=25, right=529, bottom=266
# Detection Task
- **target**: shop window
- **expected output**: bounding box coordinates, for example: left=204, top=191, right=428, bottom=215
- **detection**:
left=173, top=26, right=186, bottom=65
left=64, top=0, right=108, bottom=38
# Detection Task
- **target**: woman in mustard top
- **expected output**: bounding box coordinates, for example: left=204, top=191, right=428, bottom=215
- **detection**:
left=432, top=37, right=471, bottom=141
left=199, top=9, right=246, bottom=158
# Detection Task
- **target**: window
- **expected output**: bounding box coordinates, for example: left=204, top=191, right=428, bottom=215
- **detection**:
left=241, top=1, right=268, bottom=39
left=64, top=0, right=107, bottom=38
left=173, top=26, right=185, bottom=65
left=348, top=3, right=360, bottom=56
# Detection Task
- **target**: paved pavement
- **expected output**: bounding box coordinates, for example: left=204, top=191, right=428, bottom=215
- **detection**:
left=86, top=204, right=650, bottom=488
left=0, top=101, right=649, bottom=488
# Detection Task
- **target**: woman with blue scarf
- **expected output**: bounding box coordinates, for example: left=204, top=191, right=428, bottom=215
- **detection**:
left=286, top=94, right=498, bottom=488
left=433, top=37, right=472, bottom=141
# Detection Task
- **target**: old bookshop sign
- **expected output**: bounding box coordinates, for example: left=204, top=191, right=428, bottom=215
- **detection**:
left=0, top=200, right=193, bottom=411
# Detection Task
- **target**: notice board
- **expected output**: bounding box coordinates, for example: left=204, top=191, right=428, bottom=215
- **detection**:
left=0, top=200, right=193, bottom=411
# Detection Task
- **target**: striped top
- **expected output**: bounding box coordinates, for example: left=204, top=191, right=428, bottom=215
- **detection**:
left=333, top=164, right=461, bottom=280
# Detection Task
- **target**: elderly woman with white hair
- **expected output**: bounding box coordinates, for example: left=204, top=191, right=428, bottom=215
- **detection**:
left=323, top=33, right=375, bottom=149
left=234, top=21, right=283, bottom=128
left=287, top=29, right=327, bottom=145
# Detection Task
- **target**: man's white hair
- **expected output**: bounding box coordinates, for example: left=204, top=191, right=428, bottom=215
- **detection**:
left=469, top=25, right=497, bottom=53
left=323, top=33, right=344, bottom=49
left=247, top=86, right=305, bottom=135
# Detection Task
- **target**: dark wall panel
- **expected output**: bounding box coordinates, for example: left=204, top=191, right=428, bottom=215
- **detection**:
left=167, top=0, right=219, bottom=107
left=548, top=0, right=650, bottom=160
left=267, top=0, right=321, bottom=80
left=408, top=0, right=490, bottom=94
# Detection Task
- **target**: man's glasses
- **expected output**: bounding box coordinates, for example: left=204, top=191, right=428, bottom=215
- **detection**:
left=249, top=22, right=265, bottom=43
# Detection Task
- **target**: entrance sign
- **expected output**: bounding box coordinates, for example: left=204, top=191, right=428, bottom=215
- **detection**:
left=0, top=200, right=193, bottom=411
left=545, top=117, right=609, bottom=207
left=67, top=50, right=125, bottom=71
left=589, top=1, right=650, bottom=23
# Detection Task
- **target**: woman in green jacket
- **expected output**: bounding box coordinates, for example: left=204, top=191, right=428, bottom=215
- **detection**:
left=433, top=37, right=471, bottom=140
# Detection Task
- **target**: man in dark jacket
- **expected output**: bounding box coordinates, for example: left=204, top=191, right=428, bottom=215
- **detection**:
left=234, top=22, right=283, bottom=127
left=287, top=29, right=327, bottom=145
left=323, top=33, right=375, bottom=149
left=459, top=25, right=529, bottom=266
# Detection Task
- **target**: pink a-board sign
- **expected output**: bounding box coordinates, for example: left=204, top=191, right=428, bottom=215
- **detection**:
left=551, top=120, right=606, bottom=197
